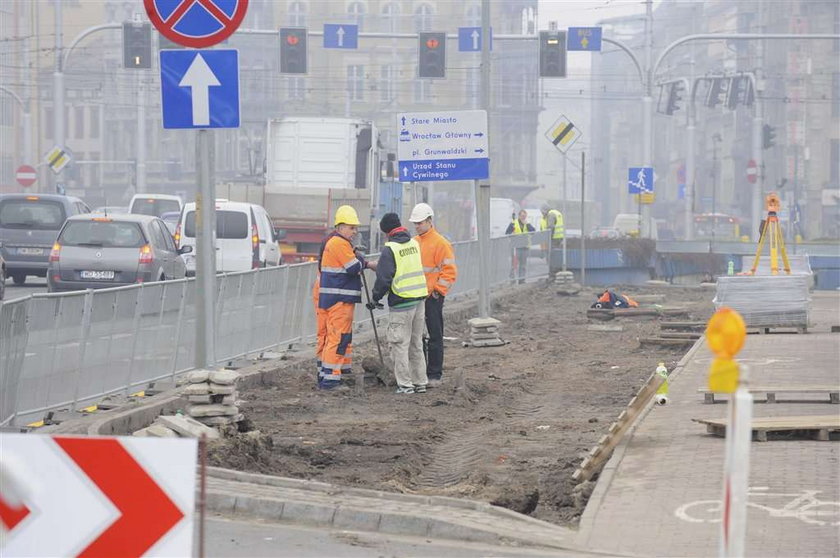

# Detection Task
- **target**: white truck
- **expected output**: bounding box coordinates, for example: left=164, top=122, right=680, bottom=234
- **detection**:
left=219, top=117, right=379, bottom=262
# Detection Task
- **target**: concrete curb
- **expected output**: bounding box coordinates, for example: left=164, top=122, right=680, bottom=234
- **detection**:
left=575, top=335, right=707, bottom=549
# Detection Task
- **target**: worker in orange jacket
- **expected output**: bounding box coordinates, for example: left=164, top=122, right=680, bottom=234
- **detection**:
left=318, top=205, right=376, bottom=389
left=409, top=203, right=457, bottom=386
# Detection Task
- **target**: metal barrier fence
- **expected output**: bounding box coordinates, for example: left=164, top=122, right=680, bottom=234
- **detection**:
left=0, top=231, right=550, bottom=427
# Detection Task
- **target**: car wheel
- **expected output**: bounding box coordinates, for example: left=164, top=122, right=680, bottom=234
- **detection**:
left=11, top=273, right=25, bottom=286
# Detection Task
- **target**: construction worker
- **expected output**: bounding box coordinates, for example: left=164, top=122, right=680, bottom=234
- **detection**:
left=409, top=203, right=457, bottom=387
left=318, top=205, right=376, bottom=389
left=369, top=213, right=429, bottom=394
left=505, top=209, right=535, bottom=284
left=312, top=275, right=327, bottom=382
left=539, top=204, right=565, bottom=275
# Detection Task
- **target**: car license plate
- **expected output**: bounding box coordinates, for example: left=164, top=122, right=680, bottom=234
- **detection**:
left=17, top=247, right=45, bottom=256
left=80, top=270, right=115, bottom=280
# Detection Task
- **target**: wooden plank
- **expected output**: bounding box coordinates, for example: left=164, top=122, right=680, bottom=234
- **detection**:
left=698, top=386, right=840, bottom=405
left=639, top=337, right=696, bottom=347
left=661, top=321, right=705, bottom=331
left=693, top=415, right=840, bottom=431
left=658, top=332, right=702, bottom=340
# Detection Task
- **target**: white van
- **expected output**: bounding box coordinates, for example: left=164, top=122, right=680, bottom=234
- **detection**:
left=612, top=213, right=657, bottom=239
left=176, top=200, right=281, bottom=275
left=129, top=194, right=182, bottom=218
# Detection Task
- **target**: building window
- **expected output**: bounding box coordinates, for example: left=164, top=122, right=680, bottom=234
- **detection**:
left=348, top=1, right=365, bottom=31
left=0, top=97, right=12, bottom=126
left=521, top=7, right=536, bottom=35
left=834, top=73, right=840, bottom=118
left=287, top=1, right=306, bottom=27
left=382, top=2, right=400, bottom=33
left=413, top=80, right=431, bottom=103
left=89, top=106, right=99, bottom=139
left=45, top=107, right=54, bottom=140
left=414, top=3, right=433, bottom=32
left=347, top=65, right=364, bottom=102
left=74, top=106, right=84, bottom=139
left=287, top=76, right=306, bottom=100
left=380, top=65, right=396, bottom=103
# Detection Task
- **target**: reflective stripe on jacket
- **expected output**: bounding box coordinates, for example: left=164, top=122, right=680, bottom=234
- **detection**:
left=318, top=232, right=363, bottom=309
left=540, top=210, right=565, bottom=240
left=415, top=226, right=457, bottom=296
left=385, top=238, right=428, bottom=299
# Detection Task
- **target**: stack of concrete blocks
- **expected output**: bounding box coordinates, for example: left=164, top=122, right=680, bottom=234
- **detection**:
left=714, top=274, right=811, bottom=329
left=133, top=414, right=220, bottom=439
left=184, top=369, right=243, bottom=427
left=554, top=271, right=581, bottom=295
left=467, top=317, right=505, bottom=347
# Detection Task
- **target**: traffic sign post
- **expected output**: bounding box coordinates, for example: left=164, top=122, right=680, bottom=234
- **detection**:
left=15, top=165, right=37, bottom=188
left=160, top=49, right=240, bottom=129
left=457, top=27, right=492, bottom=52
left=324, top=24, right=357, bottom=49
left=144, top=0, right=248, bottom=48
left=397, top=110, right=489, bottom=182
left=567, top=27, right=602, bottom=51
left=0, top=434, right=196, bottom=557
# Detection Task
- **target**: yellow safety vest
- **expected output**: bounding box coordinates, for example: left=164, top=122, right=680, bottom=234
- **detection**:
left=385, top=239, right=429, bottom=299
left=511, top=220, right=531, bottom=246
left=540, top=210, right=565, bottom=240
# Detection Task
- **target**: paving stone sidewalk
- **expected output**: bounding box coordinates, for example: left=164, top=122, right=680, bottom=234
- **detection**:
left=577, top=294, right=840, bottom=557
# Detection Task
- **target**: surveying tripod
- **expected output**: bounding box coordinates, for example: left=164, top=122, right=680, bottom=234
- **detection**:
left=748, top=193, right=791, bottom=275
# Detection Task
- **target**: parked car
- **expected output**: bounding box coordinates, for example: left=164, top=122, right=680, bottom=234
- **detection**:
left=160, top=211, right=181, bottom=235
left=0, top=193, right=90, bottom=285
left=128, top=194, right=182, bottom=218
left=176, top=200, right=281, bottom=275
left=47, top=214, right=191, bottom=292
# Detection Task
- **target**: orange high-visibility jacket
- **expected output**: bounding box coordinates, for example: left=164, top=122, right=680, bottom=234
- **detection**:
left=414, top=226, right=457, bottom=296
left=319, top=232, right=364, bottom=309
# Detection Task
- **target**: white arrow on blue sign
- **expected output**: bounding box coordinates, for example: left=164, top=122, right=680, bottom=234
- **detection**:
left=458, top=27, right=492, bottom=52
left=397, top=110, right=489, bottom=182
left=160, top=49, right=240, bottom=129
left=324, top=24, right=358, bottom=49
left=628, top=167, right=654, bottom=194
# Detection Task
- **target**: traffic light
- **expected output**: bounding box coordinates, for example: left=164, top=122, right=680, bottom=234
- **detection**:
left=665, top=81, right=685, bottom=115
left=705, top=77, right=727, bottom=108
left=539, top=31, right=567, bottom=78
left=280, top=28, right=308, bottom=74
left=418, top=32, right=446, bottom=78
left=123, top=22, right=152, bottom=69
left=762, top=124, right=776, bottom=149
left=726, top=75, right=754, bottom=110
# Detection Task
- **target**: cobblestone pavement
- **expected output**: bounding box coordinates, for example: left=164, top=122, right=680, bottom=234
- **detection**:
left=577, top=292, right=840, bottom=557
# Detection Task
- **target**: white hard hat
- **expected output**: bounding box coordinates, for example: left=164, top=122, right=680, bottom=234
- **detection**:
left=409, top=203, right=434, bottom=223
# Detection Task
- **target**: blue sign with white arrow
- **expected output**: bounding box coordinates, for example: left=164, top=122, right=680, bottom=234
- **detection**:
left=397, top=110, right=489, bottom=182
left=628, top=167, right=654, bottom=194
left=458, top=27, right=492, bottom=52
left=160, top=49, right=240, bottom=129
left=567, top=27, right=602, bottom=51
left=324, top=24, right=358, bottom=49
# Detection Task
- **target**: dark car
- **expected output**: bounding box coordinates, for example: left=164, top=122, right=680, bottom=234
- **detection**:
left=0, top=194, right=90, bottom=285
left=47, top=214, right=192, bottom=292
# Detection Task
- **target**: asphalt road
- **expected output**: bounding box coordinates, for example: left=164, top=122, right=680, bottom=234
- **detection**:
left=2, top=276, right=48, bottom=301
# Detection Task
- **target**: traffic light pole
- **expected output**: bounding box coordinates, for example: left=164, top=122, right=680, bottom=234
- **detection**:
left=195, top=129, right=217, bottom=369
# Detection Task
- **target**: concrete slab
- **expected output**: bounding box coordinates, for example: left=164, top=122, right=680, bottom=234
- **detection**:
left=157, top=414, right=220, bottom=439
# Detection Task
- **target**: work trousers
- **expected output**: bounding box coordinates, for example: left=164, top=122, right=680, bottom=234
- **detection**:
left=387, top=303, right=427, bottom=389
left=313, top=279, right=327, bottom=373
left=511, top=247, right=529, bottom=284
left=320, top=302, right=354, bottom=388
left=424, top=295, right=445, bottom=380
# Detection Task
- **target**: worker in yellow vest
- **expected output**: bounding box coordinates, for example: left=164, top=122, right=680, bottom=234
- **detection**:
left=539, top=205, right=565, bottom=275
left=369, top=213, right=429, bottom=394
left=505, top=209, right=535, bottom=284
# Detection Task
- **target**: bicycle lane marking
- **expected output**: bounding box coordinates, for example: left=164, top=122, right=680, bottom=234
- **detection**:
left=675, top=489, right=840, bottom=526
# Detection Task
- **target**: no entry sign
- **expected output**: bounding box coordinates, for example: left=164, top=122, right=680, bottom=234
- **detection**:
left=15, top=165, right=37, bottom=187
left=144, top=0, right=249, bottom=48
left=0, top=434, right=196, bottom=557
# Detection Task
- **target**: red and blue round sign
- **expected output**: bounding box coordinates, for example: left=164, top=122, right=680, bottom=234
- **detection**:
left=144, top=0, right=249, bottom=49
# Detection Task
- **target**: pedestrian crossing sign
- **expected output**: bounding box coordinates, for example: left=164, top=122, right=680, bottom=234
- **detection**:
left=545, top=115, right=581, bottom=153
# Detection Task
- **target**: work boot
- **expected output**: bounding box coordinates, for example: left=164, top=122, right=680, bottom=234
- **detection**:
left=414, top=384, right=427, bottom=393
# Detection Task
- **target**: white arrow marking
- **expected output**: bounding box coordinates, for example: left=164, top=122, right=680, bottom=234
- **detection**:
left=337, top=27, right=345, bottom=47
left=179, top=54, right=220, bottom=126
left=471, top=30, right=479, bottom=50
left=402, top=166, right=408, bottom=177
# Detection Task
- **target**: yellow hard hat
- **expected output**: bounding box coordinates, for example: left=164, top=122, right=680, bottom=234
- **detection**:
left=334, top=205, right=360, bottom=226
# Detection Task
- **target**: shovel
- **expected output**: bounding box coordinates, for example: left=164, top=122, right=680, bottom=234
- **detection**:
left=361, top=268, right=386, bottom=367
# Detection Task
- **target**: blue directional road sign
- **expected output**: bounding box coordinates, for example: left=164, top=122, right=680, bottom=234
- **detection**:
left=458, top=27, right=492, bottom=52
left=567, top=27, right=602, bottom=51
left=324, top=24, right=358, bottom=49
left=628, top=167, right=654, bottom=194
left=160, top=49, right=240, bottom=129
left=397, top=110, right=489, bottom=182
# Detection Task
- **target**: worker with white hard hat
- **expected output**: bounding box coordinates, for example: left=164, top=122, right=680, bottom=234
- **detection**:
left=409, top=203, right=457, bottom=386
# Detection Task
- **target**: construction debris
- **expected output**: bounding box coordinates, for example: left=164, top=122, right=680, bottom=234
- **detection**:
left=466, top=317, right=505, bottom=347
left=185, top=368, right=243, bottom=427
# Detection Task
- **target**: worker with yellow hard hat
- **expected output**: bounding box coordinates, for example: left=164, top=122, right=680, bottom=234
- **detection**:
left=316, top=205, right=376, bottom=389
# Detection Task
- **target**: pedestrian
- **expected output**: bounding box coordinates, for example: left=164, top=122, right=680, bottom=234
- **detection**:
left=539, top=204, right=565, bottom=276
left=317, top=205, right=376, bottom=389
left=409, top=203, right=457, bottom=387
left=505, top=209, right=535, bottom=284
left=369, top=213, right=429, bottom=394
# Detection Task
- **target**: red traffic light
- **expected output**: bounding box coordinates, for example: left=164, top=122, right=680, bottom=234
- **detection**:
left=286, top=34, right=299, bottom=46
left=425, top=38, right=439, bottom=49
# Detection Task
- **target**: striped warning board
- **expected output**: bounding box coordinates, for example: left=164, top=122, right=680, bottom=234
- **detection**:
left=44, top=145, right=71, bottom=174
left=545, top=115, right=581, bottom=153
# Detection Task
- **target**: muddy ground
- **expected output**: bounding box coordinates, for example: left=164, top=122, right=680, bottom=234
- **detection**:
left=210, top=282, right=715, bottom=525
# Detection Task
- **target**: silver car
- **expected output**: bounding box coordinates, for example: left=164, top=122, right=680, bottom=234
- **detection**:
left=47, top=214, right=192, bottom=292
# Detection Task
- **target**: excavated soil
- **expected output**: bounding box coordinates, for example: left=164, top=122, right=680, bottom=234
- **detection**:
left=209, top=282, right=715, bottom=525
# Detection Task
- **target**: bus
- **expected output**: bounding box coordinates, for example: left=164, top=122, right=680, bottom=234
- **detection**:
left=693, top=213, right=742, bottom=240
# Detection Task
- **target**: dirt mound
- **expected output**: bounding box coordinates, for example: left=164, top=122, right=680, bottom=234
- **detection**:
left=211, top=282, right=713, bottom=524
